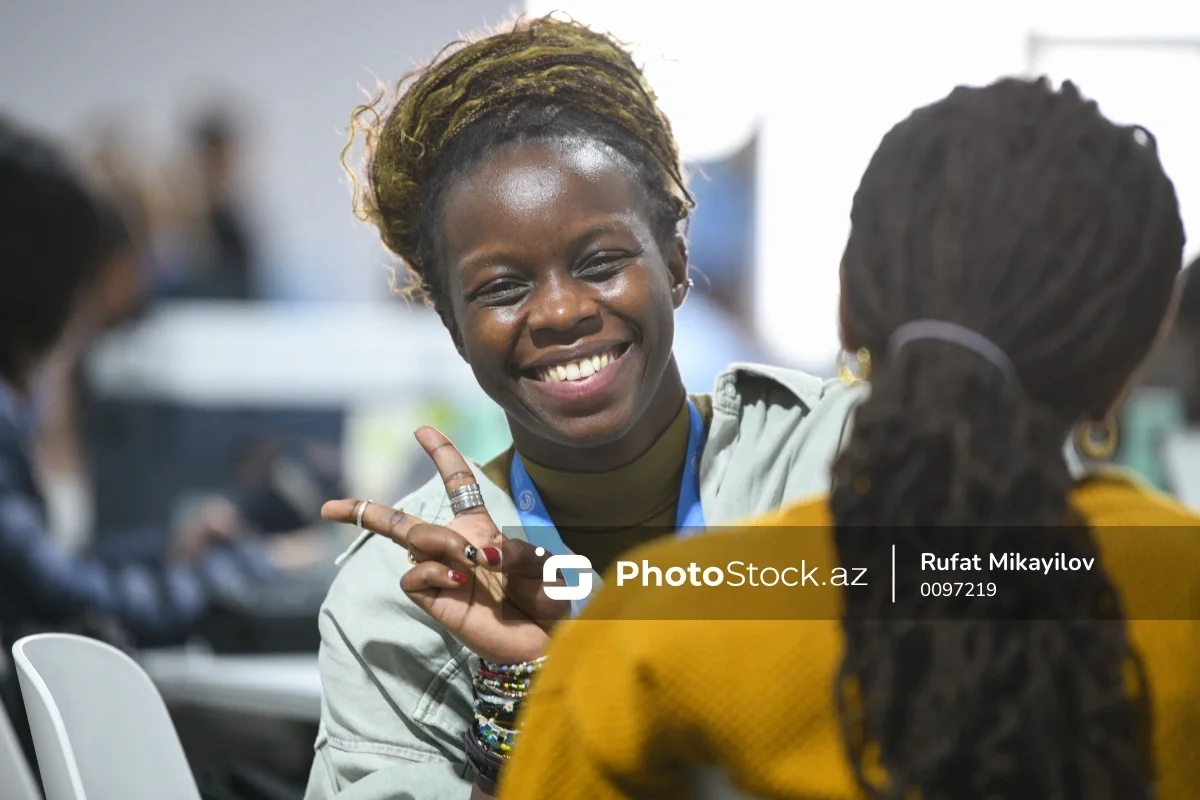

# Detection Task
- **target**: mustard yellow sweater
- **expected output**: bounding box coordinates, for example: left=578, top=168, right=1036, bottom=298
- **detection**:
left=500, top=474, right=1200, bottom=799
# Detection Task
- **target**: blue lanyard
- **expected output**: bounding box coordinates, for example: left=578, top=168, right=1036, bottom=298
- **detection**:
left=510, top=399, right=708, bottom=614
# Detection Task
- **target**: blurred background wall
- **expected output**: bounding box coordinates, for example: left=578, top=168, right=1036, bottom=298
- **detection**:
left=0, top=0, right=513, bottom=302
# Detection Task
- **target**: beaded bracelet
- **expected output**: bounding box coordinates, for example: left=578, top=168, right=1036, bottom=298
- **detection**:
left=467, top=655, right=547, bottom=768
left=474, top=713, right=518, bottom=754
left=473, top=697, right=520, bottom=726
left=479, top=655, right=547, bottom=678
left=473, top=676, right=524, bottom=690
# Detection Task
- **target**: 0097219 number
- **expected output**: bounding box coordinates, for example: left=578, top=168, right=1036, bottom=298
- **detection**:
left=920, top=582, right=997, bottom=597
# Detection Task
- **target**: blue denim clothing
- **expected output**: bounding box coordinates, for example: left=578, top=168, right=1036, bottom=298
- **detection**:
left=0, top=376, right=277, bottom=647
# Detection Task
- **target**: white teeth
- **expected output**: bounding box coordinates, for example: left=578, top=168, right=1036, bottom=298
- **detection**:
left=535, top=348, right=623, bottom=382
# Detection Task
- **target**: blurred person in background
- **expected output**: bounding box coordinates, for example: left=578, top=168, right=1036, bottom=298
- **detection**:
left=34, top=197, right=339, bottom=566
left=306, top=15, right=862, bottom=800
left=501, top=78, right=1200, bottom=799
left=159, top=106, right=261, bottom=300
left=32, top=201, right=149, bottom=551
left=85, top=122, right=157, bottom=264
left=0, top=114, right=286, bottom=776
left=81, top=119, right=184, bottom=304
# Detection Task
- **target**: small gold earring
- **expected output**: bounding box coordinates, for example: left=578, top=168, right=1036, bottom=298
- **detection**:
left=1076, top=416, right=1118, bottom=461
left=838, top=348, right=872, bottom=387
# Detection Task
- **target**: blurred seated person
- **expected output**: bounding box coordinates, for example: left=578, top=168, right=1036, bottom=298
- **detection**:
left=33, top=202, right=339, bottom=567
left=0, top=115, right=297, bottom=771
left=500, top=78, right=1200, bottom=799
left=33, top=199, right=149, bottom=551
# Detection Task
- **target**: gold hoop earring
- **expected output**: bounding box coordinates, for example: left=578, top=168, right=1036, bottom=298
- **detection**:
left=1076, top=416, right=1118, bottom=461
left=838, top=348, right=872, bottom=387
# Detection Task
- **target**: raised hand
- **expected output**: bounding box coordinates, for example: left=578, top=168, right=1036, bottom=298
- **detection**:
left=322, top=427, right=569, bottom=664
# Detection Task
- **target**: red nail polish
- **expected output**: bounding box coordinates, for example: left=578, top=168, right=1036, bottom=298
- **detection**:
left=449, top=570, right=469, bottom=584
left=482, top=547, right=501, bottom=566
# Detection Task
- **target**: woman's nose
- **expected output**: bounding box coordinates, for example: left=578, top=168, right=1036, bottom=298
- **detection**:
left=526, top=274, right=600, bottom=334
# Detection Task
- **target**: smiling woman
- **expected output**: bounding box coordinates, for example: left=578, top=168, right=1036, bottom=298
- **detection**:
left=306, top=15, right=862, bottom=800
left=436, top=137, right=686, bottom=459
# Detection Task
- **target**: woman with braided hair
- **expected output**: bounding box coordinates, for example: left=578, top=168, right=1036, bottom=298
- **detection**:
left=308, top=15, right=861, bottom=799
left=500, top=78, right=1200, bottom=799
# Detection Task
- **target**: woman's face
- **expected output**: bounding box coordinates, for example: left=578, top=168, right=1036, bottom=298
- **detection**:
left=437, top=139, right=687, bottom=450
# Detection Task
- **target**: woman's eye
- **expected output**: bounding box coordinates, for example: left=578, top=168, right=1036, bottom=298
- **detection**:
left=476, top=279, right=526, bottom=302
left=579, top=252, right=627, bottom=277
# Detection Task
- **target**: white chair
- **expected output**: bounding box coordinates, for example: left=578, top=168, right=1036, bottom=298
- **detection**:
left=12, top=633, right=201, bottom=800
left=0, top=696, right=41, bottom=800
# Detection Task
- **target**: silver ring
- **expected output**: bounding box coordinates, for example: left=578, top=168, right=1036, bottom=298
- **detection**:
left=448, top=484, right=485, bottom=515
left=356, top=499, right=373, bottom=530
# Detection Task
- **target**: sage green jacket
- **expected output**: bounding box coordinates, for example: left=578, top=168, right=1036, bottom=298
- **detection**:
left=304, top=364, right=865, bottom=799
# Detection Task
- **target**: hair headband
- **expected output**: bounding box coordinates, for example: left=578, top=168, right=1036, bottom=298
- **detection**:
left=887, top=320, right=1018, bottom=383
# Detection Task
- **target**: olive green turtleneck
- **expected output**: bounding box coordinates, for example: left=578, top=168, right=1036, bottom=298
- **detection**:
left=480, top=394, right=712, bottom=575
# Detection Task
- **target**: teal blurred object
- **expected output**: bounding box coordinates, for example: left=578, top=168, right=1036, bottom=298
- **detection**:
left=1117, top=387, right=1186, bottom=490
left=451, top=397, right=512, bottom=463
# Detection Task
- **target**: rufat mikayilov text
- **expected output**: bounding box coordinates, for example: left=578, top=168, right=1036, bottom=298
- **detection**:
left=921, top=553, right=1097, bottom=574
left=614, top=559, right=868, bottom=588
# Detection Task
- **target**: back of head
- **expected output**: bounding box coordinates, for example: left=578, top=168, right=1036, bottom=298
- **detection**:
left=0, top=116, right=102, bottom=387
left=832, top=78, right=1183, bottom=798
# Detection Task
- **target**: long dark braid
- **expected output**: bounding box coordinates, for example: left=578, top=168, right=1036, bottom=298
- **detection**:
left=831, top=78, right=1184, bottom=799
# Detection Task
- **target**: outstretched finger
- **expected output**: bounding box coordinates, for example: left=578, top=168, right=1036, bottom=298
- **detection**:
left=413, top=427, right=486, bottom=516
left=321, top=499, right=423, bottom=548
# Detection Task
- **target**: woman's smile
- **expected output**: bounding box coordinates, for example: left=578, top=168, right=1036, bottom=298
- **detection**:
left=519, top=342, right=632, bottom=405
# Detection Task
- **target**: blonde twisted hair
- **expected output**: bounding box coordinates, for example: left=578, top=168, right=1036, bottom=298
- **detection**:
left=341, top=14, right=693, bottom=301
